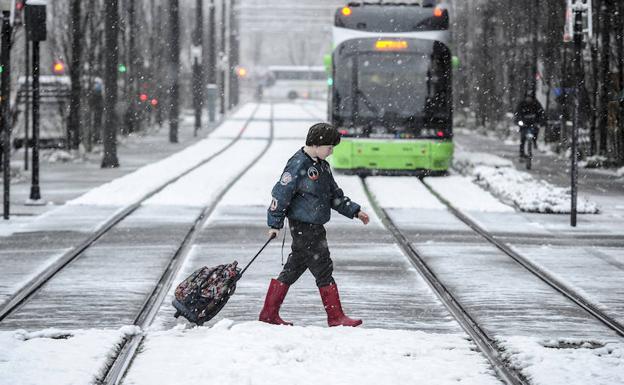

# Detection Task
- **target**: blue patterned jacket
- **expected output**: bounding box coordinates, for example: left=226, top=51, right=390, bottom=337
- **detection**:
left=267, top=148, right=361, bottom=229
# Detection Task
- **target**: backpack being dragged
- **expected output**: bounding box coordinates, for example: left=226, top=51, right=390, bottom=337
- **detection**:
left=172, top=263, right=241, bottom=326
left=172, top=234, right=276, bottom=326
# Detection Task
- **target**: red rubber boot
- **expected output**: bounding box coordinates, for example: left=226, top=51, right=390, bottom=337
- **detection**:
left=258, top=279, right=293, bottom=326
left=319, top=283, right=362, bottom=327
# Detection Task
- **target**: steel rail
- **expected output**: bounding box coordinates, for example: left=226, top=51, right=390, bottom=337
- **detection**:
left=100, top=103, right=276, bottom=385
left=0, top=104, right=261, bottom=322
left=420, top=178, right=624, bottom=337
left=361, top=177, right=528, bottom=385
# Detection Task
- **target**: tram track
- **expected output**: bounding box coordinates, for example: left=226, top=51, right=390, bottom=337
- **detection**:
left=361, top=176, right=528, bottom=385
left=298, top=101, right=326, bottom=121
left=98, top=104, right=276, bottom=385
left=419, top=178, right=624, bottom=337
left=0, top=104, right=262, bottom=323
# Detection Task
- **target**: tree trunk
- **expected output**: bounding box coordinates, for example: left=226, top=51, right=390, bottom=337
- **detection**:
left=169, top=0, right=180, bottom=143
left=68, top=0, right=82, bottom=150
left=101, top=0, right=120, bottom=168
left=598, top=0, right=611, bottom=154
left=126, top=0, right=140, bottom=134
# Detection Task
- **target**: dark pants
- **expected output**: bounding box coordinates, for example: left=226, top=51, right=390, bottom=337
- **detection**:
left=277, top=218, right=335, bottom=288
left=519, top=125, right=538, bottom=156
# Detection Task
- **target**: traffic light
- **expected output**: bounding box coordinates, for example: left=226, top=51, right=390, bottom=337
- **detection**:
left=12, top=0, right=26, bottom=25
left=139, top=93, right=148, bottom=102
left=53, top=60, right=65, bottom=75
left=118, top=64, right=127, bottom=73
left=150, top=98, right=158, bottom=106
left=25, top=1, right=47, bottom=42
left=235, top=66, right=247, bottom=78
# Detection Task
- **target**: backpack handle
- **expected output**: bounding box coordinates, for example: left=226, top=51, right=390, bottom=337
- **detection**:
left=238, top=234, right=276, bottom=278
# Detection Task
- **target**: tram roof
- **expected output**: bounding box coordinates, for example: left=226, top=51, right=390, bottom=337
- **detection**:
left=335, top=2, right=448, bottom=33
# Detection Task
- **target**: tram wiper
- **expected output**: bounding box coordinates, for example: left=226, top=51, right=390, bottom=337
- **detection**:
left=356, top=88, right=382, bottom=116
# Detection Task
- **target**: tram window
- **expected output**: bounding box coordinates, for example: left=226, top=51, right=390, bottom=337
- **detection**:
left=356, top=54, right=429, bottom=117
left=333, top=49, right=451, bottom=131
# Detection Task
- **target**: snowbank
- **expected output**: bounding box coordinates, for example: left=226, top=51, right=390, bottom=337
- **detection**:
left=125, top=320, right=500, bottom=385
left=499, top=336, right=624, bottom=385
left=0, top=326, right=140, bottom=385
left=453, top=151, right=599, bottom=214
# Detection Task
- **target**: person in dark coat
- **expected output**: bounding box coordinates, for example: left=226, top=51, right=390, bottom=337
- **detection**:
left=259, top=123, right=370, bottom=327
left=514, top=94, right=545, bottom=158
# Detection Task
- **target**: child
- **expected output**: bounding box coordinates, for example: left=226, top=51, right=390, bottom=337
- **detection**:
left=259, top=123, right=370, bottom=327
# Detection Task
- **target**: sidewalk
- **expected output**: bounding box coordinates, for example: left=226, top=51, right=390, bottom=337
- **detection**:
left=453, top=129, right=624, bottom=198
left=5, top=111, right=219, bottom=219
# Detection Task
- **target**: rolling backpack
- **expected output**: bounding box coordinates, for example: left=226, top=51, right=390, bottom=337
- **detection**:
left=172, top=234, right=276, bottom=325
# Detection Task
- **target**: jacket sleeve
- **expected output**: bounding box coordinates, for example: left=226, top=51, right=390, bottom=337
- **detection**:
left=267, top=159, right=301, bottom=229
left=329, top=170, right=361, bottom=219
left=513, top=104, right=522, bottom=124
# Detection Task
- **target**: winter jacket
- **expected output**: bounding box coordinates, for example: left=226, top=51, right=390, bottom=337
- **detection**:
left=514, top=99, right=545, bottom=126
left=267, top=148, right=361, bottom=229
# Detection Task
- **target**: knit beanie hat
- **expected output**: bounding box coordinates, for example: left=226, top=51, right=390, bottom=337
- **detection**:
left=305, top=123, right=341, bottom=146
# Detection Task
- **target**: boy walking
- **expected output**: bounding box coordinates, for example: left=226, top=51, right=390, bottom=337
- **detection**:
left=259, top=123, right=370, bottom=327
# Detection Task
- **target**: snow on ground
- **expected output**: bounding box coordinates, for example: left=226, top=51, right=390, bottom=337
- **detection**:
left=68, top=138, right=231, bottom=206
left=144, top=139, right=267, bottom=207
left=219, top=140, right=300, bottom=207
left=0, top=248, right=72, bottom=306
left=453, top=150, right=599, bottom=214
left=333, top=174, right=383, bottom=227
left=0, top=326, right=140, bottom=385
left=499, top=336, right=624, bottom=385
left=0, top=215, right=34, bottom=236
left=424, top=175, right=515, bottom=212
left=69, top=105, right=260, bottom=207
left=366, top=176, right=445, bottom=209
left=124, top=320, right=502, bottom=385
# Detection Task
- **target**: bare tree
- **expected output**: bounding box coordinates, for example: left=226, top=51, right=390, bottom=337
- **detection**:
left=101, top=0, right=120, bottom=168
left=67, top=0, right=82, bottom=150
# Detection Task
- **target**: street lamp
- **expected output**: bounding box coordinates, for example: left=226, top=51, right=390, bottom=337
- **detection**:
left=565, top=0, right=592, bottom=227
left=0, top=0, right=12, bottom=219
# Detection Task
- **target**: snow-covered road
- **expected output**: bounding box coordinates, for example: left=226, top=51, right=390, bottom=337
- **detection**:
left=1, top=101, right=623, bottom=385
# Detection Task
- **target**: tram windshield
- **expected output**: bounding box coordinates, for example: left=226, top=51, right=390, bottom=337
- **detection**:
left=333, top=40, right=451, bottom=136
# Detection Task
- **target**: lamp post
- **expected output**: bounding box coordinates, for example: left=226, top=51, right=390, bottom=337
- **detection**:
left=25, top=0, right=47, bottom=205
left=565, top=0, right=592, bottom=227
left=0, top=0, right=13, bottom=219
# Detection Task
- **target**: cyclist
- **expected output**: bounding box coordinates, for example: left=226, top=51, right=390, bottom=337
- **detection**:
left=514, top=93, right=545, bottom=160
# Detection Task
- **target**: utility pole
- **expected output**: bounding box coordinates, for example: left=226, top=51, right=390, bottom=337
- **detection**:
left=23, top=33, right=29, bottom=170
left=219, top=0, right=227, bottom=115
left=68, top=0, right=81, bottom=150
left=1, top=8, right=11, bottom=219
left=192, top=0, right=203, bottom=136
left=207, top=0, right=216, bottom=86
left=565, top=0, right=592, bottom=227
left=207, top=0, right=217, bottom=123
left=102, top=0, right=120, bottom=168
left=25, top=1, right=47, bottom=206
left=229, top=0, right=238, bottom=108
left=127, top=0, right=138, bottom=134
left=169, top=0, right=180, bottom=143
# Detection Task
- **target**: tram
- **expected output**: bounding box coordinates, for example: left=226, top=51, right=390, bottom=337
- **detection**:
left=328, top=2, right=453, bottom=175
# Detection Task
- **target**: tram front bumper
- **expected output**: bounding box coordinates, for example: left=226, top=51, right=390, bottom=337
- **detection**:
left=329, top=138, right=454, bottom=173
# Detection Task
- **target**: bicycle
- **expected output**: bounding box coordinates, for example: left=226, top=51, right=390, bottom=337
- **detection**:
left=518, top=120, right=537, bottom=170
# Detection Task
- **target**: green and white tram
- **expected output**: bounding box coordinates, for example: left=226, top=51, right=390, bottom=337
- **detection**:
left=328, top=2, right=453, bottom=175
